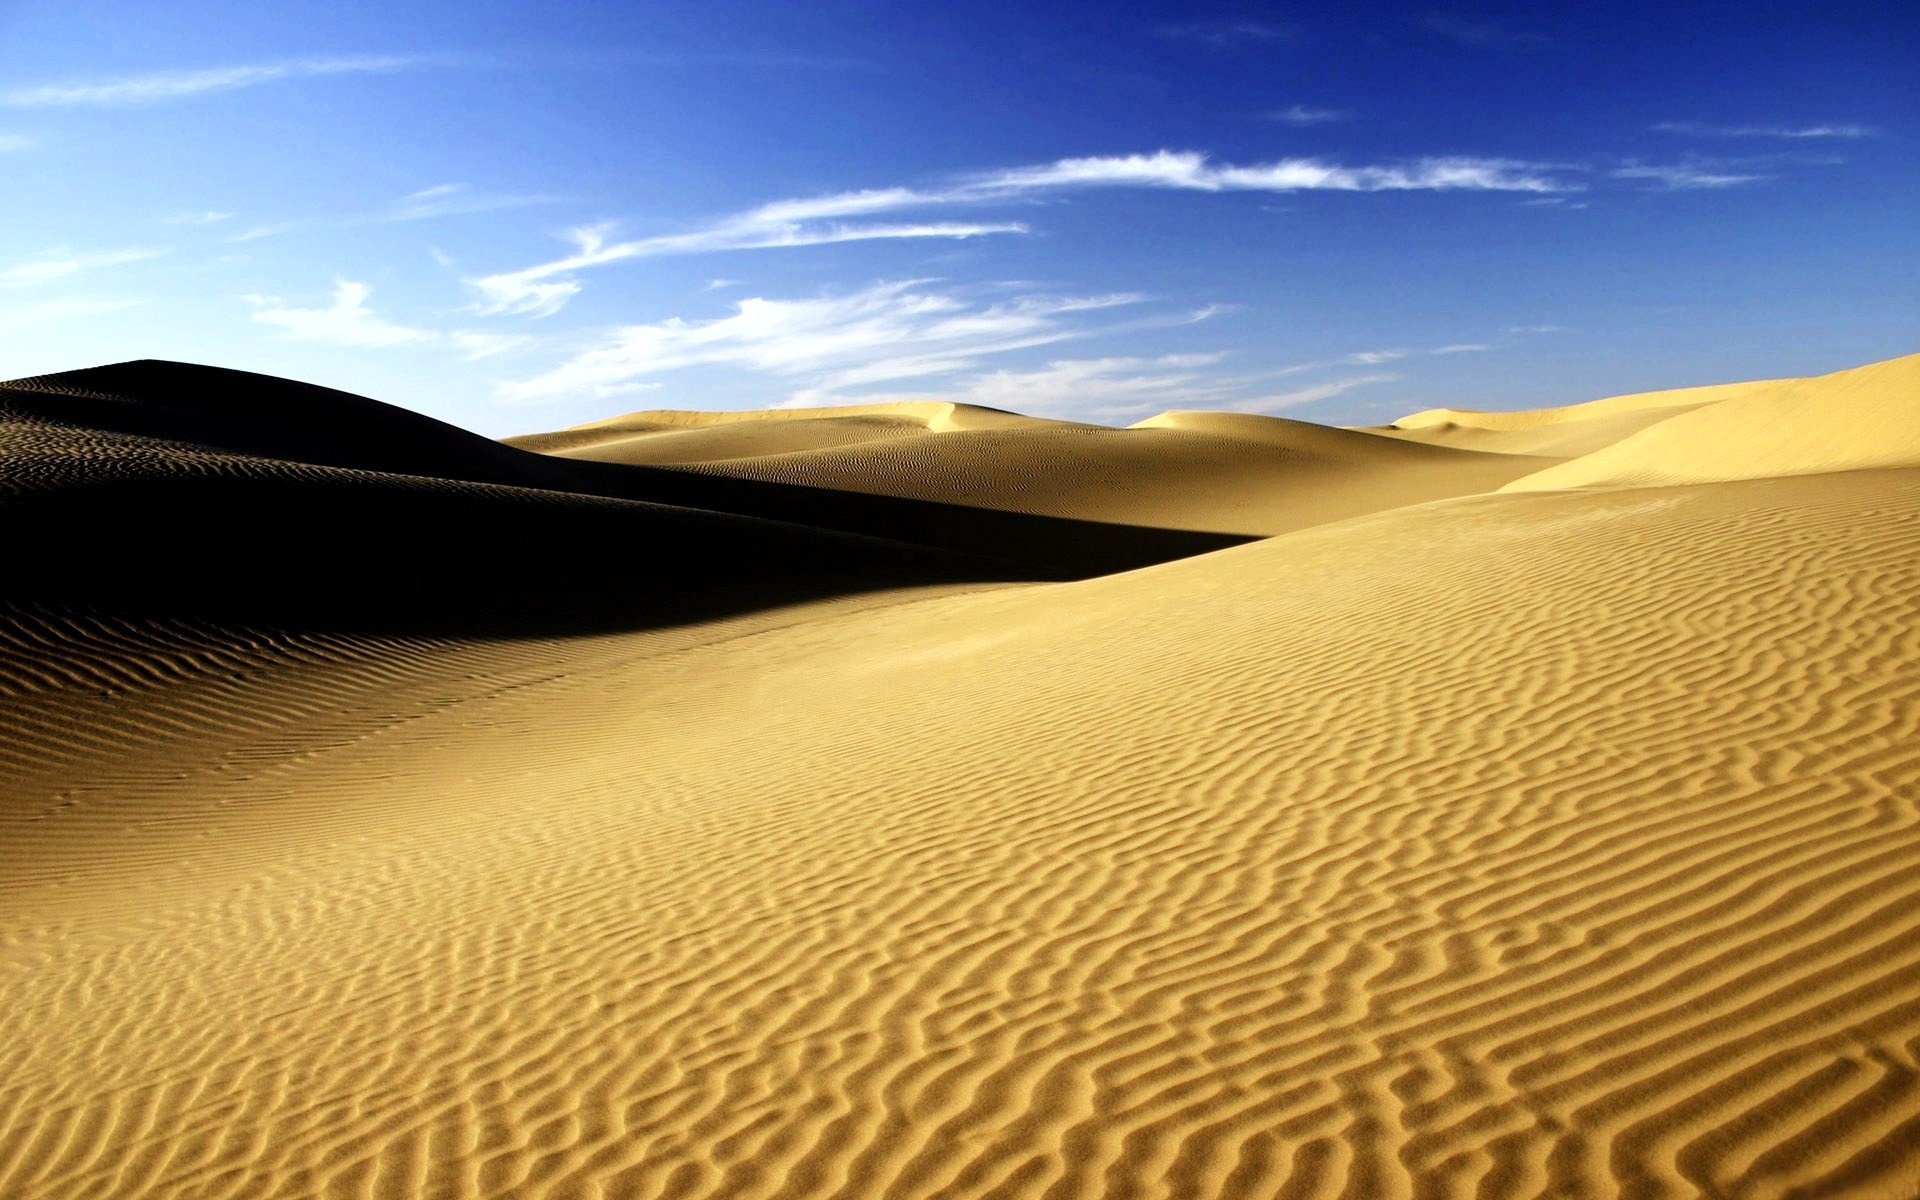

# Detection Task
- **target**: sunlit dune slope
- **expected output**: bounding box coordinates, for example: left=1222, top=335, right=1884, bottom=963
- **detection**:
left=1373, top=375, right=1773, bottom=457
left=3, top=352, right=1918, bottom=1199
left=505, top=400, right=1072, bottom=460
left=1502, top=352, right=1920, bottom=490
left=522, top=405, right=1553, bottom=536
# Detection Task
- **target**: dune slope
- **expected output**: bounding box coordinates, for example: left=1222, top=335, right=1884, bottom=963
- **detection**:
left=3, top=354, right=1919, bottom=1199
left=523, top=406, right=1552, bottom=537
left=1502, top=352, right=1920, bottom=491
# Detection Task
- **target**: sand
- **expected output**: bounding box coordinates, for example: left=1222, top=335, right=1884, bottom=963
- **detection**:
left=2, top=353, right=1918, bottom=1199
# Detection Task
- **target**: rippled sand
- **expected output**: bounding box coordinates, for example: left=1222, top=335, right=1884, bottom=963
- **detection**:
left=4, top=354, right=1917, bottom=1199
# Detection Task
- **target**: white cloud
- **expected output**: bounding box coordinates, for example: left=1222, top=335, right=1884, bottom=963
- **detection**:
left=1344, top=348, right=1408, bottom=365
left=228, top=223, right=296, bottom=243
left=249, top=280, right=433, bottom=347
left=3, top=55, right=431, bottom=108
left=1160, top=20, right=1299, bottom=47
left=165, top=210, right=233, bottom=225
left=1431, top=342, right=1491, bottom=354
left=1506, top=324, right=1565, bottom=334
left=475, top=149, right=1574, bottom=317
left=1239, top=373, right=1401, bottom=412
left=0, top=247, right=165, bottom=287
left=1265, top=105, right=1350, bottom=126
left=472, top=213, right=1026, bottom=317
left=1417, top=17, right=1552, bottom=48
left=389, top=182, right=558, bottom=221
left=973, top=150, right=1568, bottom=195
left=1614, top=163, right=1765, bottom=189
left=499, top=280, right=1149, bottom=403
left=803, top=353, right=1237, bottom=418
left=0, top=297, right=141, bottom=329
left=1655, top=121, right=1874, bottom=139
left=0, top=132, right=32, bottom=151
left=449, top=331, right=536, bottom=360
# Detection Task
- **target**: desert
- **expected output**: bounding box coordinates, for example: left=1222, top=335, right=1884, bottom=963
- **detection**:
left=3, top=352, right=1917, bottom=1198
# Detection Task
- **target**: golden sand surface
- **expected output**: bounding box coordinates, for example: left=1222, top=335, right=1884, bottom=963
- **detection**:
left=2, top=354, right=1917, bottom=1199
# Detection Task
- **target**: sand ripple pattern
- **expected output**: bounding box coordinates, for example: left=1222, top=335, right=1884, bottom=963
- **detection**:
left=3, top=470, right=1919, bottom=1198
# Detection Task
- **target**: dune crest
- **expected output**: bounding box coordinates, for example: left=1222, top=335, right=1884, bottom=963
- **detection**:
left=1501, top=352, right=1920, bottom=490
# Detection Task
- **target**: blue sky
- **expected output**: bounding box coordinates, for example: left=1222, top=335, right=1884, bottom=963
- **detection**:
left=1, top=0, right=1914, bottom=434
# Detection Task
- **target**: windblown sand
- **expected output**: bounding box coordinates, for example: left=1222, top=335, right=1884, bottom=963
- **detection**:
left=3, top=354, right=1917, bottom=1198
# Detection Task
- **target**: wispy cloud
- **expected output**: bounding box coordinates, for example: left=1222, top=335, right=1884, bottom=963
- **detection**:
left=3, top=54, right=434, bottom=108
left=1655, top=121, right=1875, bottom=140
left=1274, top=340, right=1498, bottom=378
left=1417, top=16, right=1553, bottom=48
left=1264, top=105, right=1350, bottom=126
left=0, top=132, right=32, bottom=152
left=476, top=149, right=1575, bottom=317
left=473, top=213, right=1027, bottom=317
left=230, top=183, right=560, bottom=246
left=248, top=279, right=543, bottom=358
left=975, top=150, right=1569, bottom=194
left=165, top=210, right=233, bottom=225
left=249, top=280, right=434, bottom=347
left=1159, top=21, right=1299, bottom=48
left=814, top=353, right=1237, bottom=419
left=1614, top=163, right=1765, bottom=189
left=1241, top=373, right=1402, bottom=412
left=1, top=247, right=165, bottom=287
left=389, top=182, right=559, bottom=221
left=449, top=331, right=537, bottom=360
left=499, top=279, right=1151, bottom=403
left=0, top=297, right=142, bottom=329
left=1344, top=348, right=1408, bottom=365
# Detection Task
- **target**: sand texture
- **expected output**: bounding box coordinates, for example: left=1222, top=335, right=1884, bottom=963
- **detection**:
left=3, top=354, right=1919, bottom=1199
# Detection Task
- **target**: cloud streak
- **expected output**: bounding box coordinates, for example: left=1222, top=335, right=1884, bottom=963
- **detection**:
left=389, top=182, right=559, bottom=222
left=250, top=280, right=434, bottom=347
left=473, top=214, right=1028, bottom=317
left=0, top=297, right=142, bottom=329
left=2, top=55, right=434, bottom=108
left=498, top=280, right=1151, bottom=403
left=1240, top=373, right=1402, bottom=412
left=1265, top=105, right=1350, bottom=126
left=476, top=150, right=1574, bottom=316
left=0, top=247, right=165, bottom=287
left=1655, top=121, right=1874, bottom=140
left=1417, top=17, right=1553, bottom=48
left=1614, top=163, right=1765, bottom=189
left=248, top=280, right=541, bottom=359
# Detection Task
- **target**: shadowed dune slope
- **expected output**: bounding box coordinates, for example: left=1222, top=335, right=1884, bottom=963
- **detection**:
left=0, top=382, right=1008, bottom=636
left=1, top=363, right=1250, bottom=595
left=525, top=405, right=1552, bottom=536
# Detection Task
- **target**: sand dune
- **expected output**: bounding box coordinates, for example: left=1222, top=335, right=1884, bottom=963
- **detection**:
left=3, top=353, right=1918, bottom=1198
left=525, top=404, right=1552, bottom=536
left=1502, top=353, right=1920, bottom=490
left=506, top=400, right=1075, bottom=461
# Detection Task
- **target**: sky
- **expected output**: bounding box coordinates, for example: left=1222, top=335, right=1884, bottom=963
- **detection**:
left=0, top=0, right=1914, bottom=435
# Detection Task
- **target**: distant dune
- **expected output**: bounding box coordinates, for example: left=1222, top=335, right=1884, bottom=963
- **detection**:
left=3, top=353, right=1918, bottom=1199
